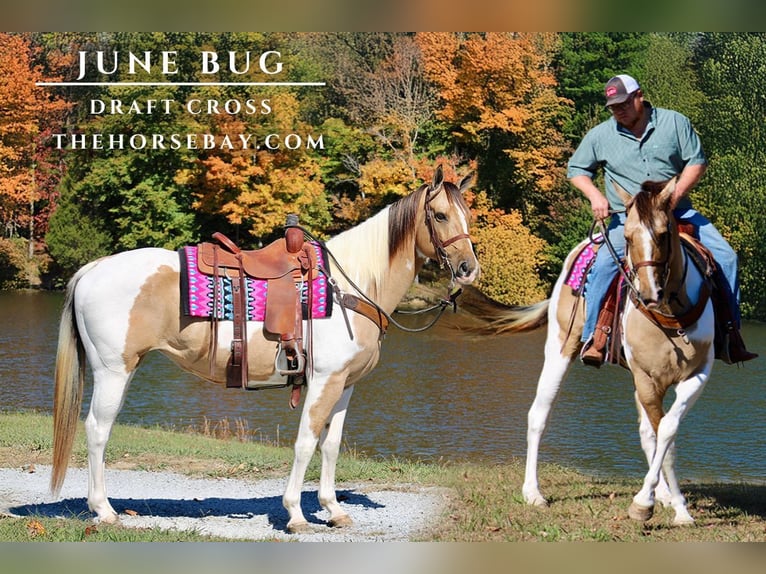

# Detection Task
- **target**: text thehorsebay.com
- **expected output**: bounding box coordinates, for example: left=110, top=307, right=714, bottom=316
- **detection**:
left=45, top=50, right=326, bottom=151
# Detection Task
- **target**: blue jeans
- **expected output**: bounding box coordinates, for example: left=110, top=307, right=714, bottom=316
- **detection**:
left=581, top=209, right=740, bottom=343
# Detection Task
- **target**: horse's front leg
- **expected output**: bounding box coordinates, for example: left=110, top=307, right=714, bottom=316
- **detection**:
left=318, top=385, right=355, bottom=528
left=283, top=372, right=347, bottom=533
left=635, top=395, right=673, bottom=507
left=523, top=339, right=573, bottom=507
left=630, top=370, right=709, bottom=525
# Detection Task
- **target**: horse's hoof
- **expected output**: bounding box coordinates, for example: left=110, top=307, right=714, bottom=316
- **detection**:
left=672, top=512, right=695, bottom=526
left=628, top=502, right=654, bottom=522
left=328, top=514, right=353, bottom=528
left=524, top=493, right=548, bottom=507
left=96, top=512, right=120, bottom=525
left=286, top=520, right=310, bottom=534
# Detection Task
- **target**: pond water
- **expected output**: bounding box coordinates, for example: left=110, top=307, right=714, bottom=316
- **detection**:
left=1, top=290, right=764, bottom=483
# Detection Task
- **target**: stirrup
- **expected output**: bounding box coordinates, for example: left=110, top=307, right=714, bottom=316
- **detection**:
left=275, top=343, right=306, bottom=376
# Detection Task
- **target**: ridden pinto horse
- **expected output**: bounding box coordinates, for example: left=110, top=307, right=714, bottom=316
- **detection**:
left=488, top=179, right=714, bottom=525
left=50, top=166, right=479, bottom=533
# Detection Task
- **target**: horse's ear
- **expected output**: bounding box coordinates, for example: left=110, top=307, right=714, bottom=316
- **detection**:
left=431, top=165, right=444, bottom=190
left=658, top=178, right=677, bottom=207
left=612, top=180, right=632, bottom=206
left=458, top=171, right=475, bottom=194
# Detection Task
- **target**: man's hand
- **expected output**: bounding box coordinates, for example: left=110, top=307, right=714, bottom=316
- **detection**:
left=570, top=175, right=611, bottom=220
left=589, top=193, right=610, bottom=220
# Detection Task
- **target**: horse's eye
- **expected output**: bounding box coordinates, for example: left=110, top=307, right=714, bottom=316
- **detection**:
left=434, top=212, right=447, bottom=222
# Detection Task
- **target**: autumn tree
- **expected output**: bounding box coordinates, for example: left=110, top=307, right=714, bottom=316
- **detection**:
left=0, top=33, right=68, bottom=257
left=174, top=37, right=333, bottom=243
left=416, top=33, right=572, bottom=229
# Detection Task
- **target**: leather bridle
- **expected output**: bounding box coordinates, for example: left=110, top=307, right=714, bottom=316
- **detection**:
left=628, top=222, right=673, bottom=295
left=423, top=183, right=470, bottom=277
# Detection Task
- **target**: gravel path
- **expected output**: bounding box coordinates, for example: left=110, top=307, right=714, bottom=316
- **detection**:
left=0, top=465, right=447, bottom=541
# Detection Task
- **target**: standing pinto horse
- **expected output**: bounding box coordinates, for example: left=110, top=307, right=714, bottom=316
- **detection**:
left=51, top=166, right=479, bottom=532
left=488, top=179, right=714, bottom=525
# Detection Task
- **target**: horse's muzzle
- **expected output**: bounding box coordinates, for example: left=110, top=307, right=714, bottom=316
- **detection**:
left=455, top=260, right=480, bottom=285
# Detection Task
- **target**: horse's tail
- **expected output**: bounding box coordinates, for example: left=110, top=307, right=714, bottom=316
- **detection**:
left=50, top=262, right=96, bottom=496
left=468, top=299, right=550, bottom=335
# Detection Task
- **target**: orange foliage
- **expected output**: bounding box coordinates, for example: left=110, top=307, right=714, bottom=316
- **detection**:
left=357, top=158, right=415, bottom=200
left=223, top=157, right=328, bottom=239
left=176, top=91, right=330, bottom=239
left=416, top=33, right=570, bottom=195
left=0, top=33, right=68, bottom=237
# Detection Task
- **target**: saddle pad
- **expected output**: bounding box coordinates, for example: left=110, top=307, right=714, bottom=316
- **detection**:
left=564, top=237, right=601, bottom=292
left=179, top=242, right=332, bottom=321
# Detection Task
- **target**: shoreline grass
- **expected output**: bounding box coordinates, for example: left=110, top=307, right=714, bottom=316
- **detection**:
left=1, top=410, right=763, bottom=542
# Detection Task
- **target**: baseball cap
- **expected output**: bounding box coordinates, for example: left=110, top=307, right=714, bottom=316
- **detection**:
left=604, top=74, right=640, bottom=106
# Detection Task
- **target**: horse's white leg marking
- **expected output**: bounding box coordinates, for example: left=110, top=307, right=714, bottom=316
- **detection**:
left=85, top=366, right=133, bottom=523
left=318, top=385, right=355, bottom=527
left=635, top=396, right=673, bottom=507
left=523, top=323, right=573, bottom=507
left=659, top=439, right=694, bottom=524
left=630, top=367, right=710, bottom=524
left=283, top=371, right=348, bottom=532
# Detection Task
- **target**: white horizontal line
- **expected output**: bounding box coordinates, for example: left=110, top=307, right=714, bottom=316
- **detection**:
left=36, top=81, right=326, bottom=87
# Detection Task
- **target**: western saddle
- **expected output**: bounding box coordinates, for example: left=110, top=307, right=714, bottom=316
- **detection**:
left=196, top=215, right=318, bottom=391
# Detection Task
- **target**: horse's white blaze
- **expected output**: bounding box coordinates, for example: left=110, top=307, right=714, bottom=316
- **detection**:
left=457, top=206, right=470, bottom=237
left=637, top=228, right=662, bottom=300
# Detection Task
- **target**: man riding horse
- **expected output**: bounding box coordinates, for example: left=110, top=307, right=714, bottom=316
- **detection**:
left=569, top=74, right=757, bottom=367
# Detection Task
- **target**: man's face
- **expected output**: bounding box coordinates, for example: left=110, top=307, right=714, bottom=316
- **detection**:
left=608, top=90, right=644, bottom=129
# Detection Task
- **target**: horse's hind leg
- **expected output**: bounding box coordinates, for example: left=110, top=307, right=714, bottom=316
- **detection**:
left=523, top=340, right=573, bottom=507
left=318, top=385, right=354, bottom=528
left=85, top=367, right=134, bottom=524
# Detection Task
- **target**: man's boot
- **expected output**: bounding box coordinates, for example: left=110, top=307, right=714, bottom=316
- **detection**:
left=581, top=335, right=606, bottom=368
left=722, top=323, right=758, bottom=364
left=581, top=275, right=620, bottom=368
left=709, top=268, right=758, bottom=364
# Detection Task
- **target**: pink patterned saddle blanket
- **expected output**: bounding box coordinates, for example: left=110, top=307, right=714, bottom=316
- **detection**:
left=179, top=242, right=332, bottom=321
left=564, top=237, right=601, bottom=292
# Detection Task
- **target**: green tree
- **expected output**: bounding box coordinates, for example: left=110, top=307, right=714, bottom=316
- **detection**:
left=45, top=175, right=112, bottom=280
left=692, top=33, right=766, bottom=319
left=555, top=33, right=650, bottom=142
left=637, top=33, right=705, bottom=122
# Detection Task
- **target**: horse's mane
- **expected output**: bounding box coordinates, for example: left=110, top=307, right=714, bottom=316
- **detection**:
left=325, top=179, right=468, bottom=300
left=325, top=205, right=391, bottom=299
left=388, top=185, right=427, bottom=259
